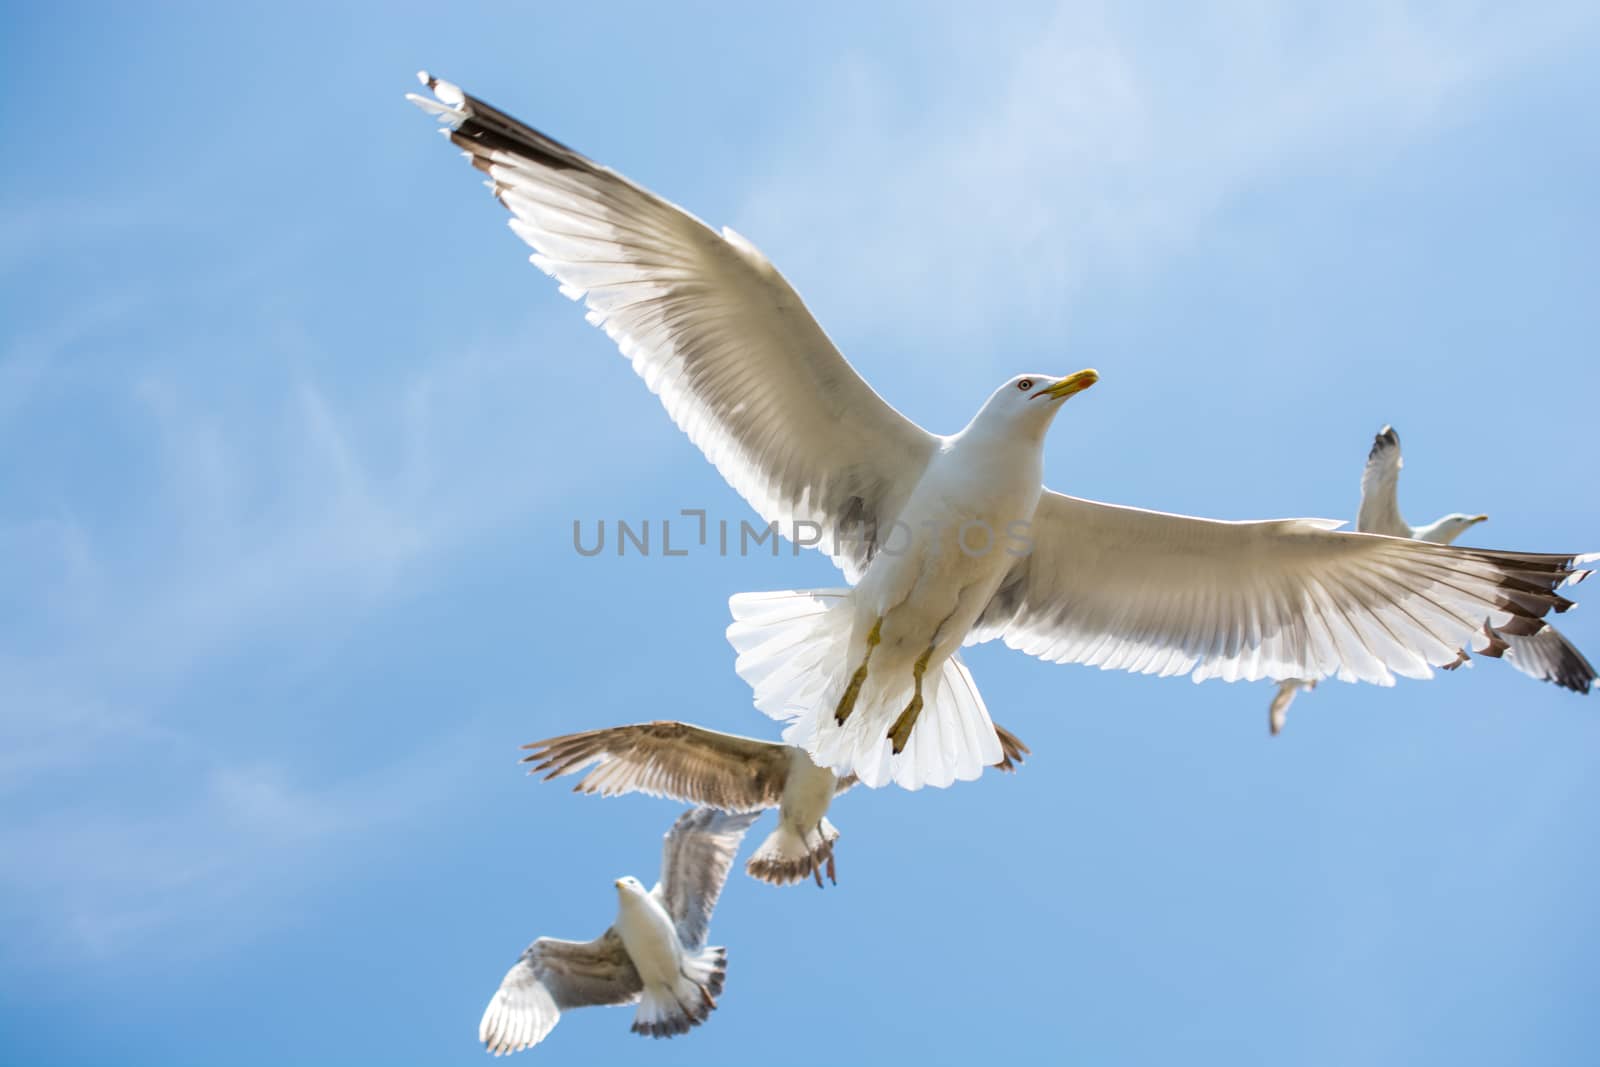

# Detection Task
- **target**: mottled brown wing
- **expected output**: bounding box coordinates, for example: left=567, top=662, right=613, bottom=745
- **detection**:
left=523, top=721, right=793, bottom=813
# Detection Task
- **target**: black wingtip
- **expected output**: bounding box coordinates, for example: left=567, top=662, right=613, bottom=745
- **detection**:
left=1368, top=425, right=1400, bottom=460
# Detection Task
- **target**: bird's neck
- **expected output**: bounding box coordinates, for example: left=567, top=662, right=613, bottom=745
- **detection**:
left=616, top=889, right=673, bottom=940
left=952, top=405, right=1052, bottom=455
left=938, top=423, right=1046, bottom=505
left=1412, top=516, right=1463, bottom=545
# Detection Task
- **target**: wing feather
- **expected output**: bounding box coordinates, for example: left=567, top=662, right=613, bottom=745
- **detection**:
left=410, top=74, right=936, bottom=579
left=522, top=721, right=793, bottom=813
left=1357, top=425, right=1410, bottom=537
left=479, top=932, right=640, bottom=1055
left=1499, top=624, right=1597, bottom=694
left=654, top=808, right=760, bottom=950
left=971, top=491, right=1590, bottom=686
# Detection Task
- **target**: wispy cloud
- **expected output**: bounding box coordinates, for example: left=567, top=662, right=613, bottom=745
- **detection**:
left=0, top=341, right=517, bottom=957
left=0, top=230, right=624, bottom=959
left=736, top=1, right=1596, bottom=347
left=0, top=737, right=477, bottom=964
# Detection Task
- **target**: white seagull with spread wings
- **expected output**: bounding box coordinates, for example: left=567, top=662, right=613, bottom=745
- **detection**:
left=523, top=719, right=1029, bottom=886
left=410, top=73, right=1592, bottom=790
left=1268, top=426, right=1595, bottom=734
left=478, top=807, right=757, bottom=1055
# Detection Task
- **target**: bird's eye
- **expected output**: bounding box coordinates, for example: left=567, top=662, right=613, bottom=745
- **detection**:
left=1017, top=378, right=1034, bottom=391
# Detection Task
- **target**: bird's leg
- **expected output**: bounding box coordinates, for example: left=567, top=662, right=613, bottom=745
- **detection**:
left=833, top=618, right=882, bottom=726
left=887, top=645, right=934, bottom=754
left=810, top=820, right=837, bottom=887
left=795, top=822, right=822, bottom=887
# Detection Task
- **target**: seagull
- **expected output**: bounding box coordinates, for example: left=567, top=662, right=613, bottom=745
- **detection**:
left=478, top=806, right=757, bottom=1055
left=409, top=73, right=1592, bottom=790
left=522, top=719, right=1031, bottom=887
left=1268, top=426, right=1596, bottom=734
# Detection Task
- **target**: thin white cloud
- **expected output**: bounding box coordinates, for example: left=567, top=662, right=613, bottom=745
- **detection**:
left=0, top=275, right=629, bottom=958
left=735, top=1, right=1597, bottom=347
left=0, top=736, right=477, bottom=964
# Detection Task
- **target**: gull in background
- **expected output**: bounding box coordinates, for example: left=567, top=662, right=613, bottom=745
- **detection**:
left=1268, top=426, right=1595, bottom=734
left=478, top=807, right=757, bottom=1055
left=410, top=73, right=1593, bottom=791
left=523, top=719, right=1030, bottom=887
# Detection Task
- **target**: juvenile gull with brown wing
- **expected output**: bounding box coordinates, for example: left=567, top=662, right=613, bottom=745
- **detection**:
left=524, top=720, right=1029, bottom=886
left=478, top=807, right=756, bottom=1055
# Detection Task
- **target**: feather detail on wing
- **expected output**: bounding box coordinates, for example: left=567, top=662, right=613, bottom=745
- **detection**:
left=1499, top=624, right=1597, bottom=694
left=480, top=932, right=641, bottom=1055
left=1357, top=425, right=1410, bottom=537
left=523, top=721, right=793, bottom=812
left=409, top=73, right=935, bottom=580
left=654, top=808, right=760, bottom=951
left=971, top=490, right=1591, bottom=687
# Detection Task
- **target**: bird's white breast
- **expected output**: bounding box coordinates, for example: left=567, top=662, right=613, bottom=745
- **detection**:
left=614, top=891, right=682, bottom=985
left=778, top=749, right=837, bottom=829
left=855, top=431, right=1044, bottom=637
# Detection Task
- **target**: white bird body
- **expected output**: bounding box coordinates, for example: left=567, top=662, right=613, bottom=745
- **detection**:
left=775, top=748, right=837, bottom=837
left=613, top=879, right=683, bottom=987
left=854, top=406, right=1045, bottom=648
left=732, top=374, right=1091, bottom=789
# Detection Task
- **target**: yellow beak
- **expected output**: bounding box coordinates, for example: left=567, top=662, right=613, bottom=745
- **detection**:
left=1035, top=368, right=1099, bottom=401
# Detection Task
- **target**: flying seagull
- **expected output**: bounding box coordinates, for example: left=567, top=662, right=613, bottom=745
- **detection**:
left=1268, top=426, right=1596, bottom=734
left=522, top=719, right=1031, bottom=887
left=479, top=806, right=757, bottom=1055
left=409, top=73, right=1592, bottom=790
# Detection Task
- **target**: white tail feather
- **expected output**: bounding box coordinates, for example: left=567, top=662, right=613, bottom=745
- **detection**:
left=728, top=589, right=1001, bottom=790
left=727, top=589, right=853, bottom=718
left=630, top=946, right=725, bottom=1039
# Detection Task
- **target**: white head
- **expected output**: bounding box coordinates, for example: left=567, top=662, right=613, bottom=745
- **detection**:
left=967, top=370, right=1099, bottom=439
left=613, top=875, right=647, bottom=901
left=1414, top=512, right=1489, bottom=545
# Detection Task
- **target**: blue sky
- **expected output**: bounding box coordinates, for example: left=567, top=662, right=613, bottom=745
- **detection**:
left=4, top=3, right=1599, bottom=1064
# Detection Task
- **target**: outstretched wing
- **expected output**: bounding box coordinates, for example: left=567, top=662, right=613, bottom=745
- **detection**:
left=409, top=74, right=937, bottom=580
left=653, top=808, right=761, bottom=951
left=523, top=721, right=794, bottom=813
left=479, top=932, right=641, bottom=1055
left=1356, top=425, right=1410, bottom=537
left=971, top=490, right=1591, bottom=687
left=1499, top=624, right=1597, bottom=694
